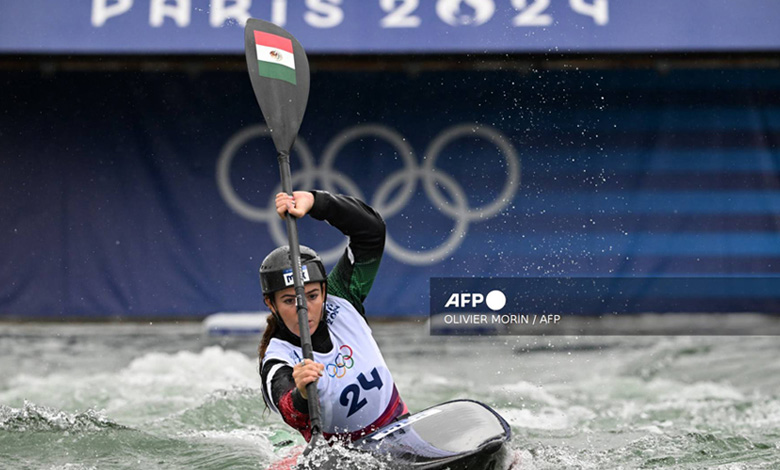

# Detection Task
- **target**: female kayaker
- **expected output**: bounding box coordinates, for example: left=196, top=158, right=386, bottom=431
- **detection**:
left=258, top=190, right=407, bottom=443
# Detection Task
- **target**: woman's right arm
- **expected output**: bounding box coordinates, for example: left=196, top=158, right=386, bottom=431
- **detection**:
left=260, top=359, right=323, bottom=442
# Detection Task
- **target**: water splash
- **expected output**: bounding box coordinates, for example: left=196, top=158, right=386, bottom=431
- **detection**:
left=0, top=401, right=123, bottom=432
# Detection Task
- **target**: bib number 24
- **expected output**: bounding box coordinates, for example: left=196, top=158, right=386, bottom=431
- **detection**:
left=339, top=368, right=384, bottom=417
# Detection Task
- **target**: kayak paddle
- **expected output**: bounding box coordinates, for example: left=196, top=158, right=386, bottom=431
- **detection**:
left=243, top=17, right=323, bottom=453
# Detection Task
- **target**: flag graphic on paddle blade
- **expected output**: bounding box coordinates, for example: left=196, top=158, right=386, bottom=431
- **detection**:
left=243, top=18, right=309, bottom=155
left=255, top=30, right=296, bottom=85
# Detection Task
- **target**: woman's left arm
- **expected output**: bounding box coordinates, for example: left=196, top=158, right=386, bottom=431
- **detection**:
left=276, top=190, right=385, bottom=316
left=309, top=191, right=386, bottom=316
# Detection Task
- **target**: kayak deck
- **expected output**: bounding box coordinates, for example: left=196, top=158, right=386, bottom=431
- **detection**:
left=271, top=400, right=514, bottom=470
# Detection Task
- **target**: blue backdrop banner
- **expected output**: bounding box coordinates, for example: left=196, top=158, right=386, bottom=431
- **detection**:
left=1, top=0, right=780, bottom=54
left=1, top=67, right=780, bottom=318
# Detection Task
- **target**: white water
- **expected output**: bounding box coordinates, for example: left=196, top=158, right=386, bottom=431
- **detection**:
left=1, top=322, right=780, bottom=469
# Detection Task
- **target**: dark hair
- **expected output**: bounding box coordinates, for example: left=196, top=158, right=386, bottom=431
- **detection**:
left=258, top=308, right=278, bottom=413
left=258, top=306, right=278, bottom=367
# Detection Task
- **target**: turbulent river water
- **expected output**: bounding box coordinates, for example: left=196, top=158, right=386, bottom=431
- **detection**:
left=1, top=321, right=779, bottom=469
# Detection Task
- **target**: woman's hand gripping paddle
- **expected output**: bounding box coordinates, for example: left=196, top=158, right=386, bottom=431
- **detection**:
left=243, top=18, right=323, bottom=452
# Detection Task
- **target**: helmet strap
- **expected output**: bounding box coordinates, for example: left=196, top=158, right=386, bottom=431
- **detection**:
left=320, top=281, right=328, bottom=324
left=265, top=297, right=291, bottom=334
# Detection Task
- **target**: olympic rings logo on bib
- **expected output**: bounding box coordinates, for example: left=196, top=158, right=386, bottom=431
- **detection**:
left=326, top=345, right=355, bottom=379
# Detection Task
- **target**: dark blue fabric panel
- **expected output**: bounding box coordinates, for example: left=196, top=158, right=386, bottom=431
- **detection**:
left=1, top=68, right=779, bottom=318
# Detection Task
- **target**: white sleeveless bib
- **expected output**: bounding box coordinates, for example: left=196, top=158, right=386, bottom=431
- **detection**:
left=262, top=295, right=396, bottom=434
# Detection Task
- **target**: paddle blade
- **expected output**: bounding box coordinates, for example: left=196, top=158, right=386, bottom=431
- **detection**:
left=244, top=18, right=310, bottom=156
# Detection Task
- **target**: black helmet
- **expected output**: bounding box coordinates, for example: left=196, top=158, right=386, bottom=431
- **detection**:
left=259, top=245, right=327, bottom=296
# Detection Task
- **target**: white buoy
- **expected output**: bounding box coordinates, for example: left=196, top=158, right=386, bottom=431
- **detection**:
left=202, top=312, right=270, bottom=336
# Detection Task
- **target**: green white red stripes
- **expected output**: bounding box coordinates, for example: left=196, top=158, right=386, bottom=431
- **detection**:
left=254, top=30, right=296, bottom=85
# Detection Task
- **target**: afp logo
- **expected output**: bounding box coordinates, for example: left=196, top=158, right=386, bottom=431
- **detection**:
left=444, top=290, right=506, bottom=312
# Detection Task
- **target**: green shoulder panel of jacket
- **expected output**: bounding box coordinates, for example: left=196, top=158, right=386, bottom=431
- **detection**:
left=326, top=251, right=382, bottom=316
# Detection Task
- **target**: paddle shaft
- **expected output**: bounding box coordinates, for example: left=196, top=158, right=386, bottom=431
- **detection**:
left=277, top=152, right=323, bottom=442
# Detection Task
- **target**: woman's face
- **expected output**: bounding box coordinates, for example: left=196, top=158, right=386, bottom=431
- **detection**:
left=266, top=283, right=325, bottom=336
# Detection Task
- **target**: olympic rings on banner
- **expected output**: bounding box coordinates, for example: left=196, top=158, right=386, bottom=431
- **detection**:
left=216, top=123, right=520, bottom=265
left=326, top=345, right=355, bottom=379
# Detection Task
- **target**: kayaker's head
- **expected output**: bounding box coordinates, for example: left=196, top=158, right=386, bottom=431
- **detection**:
left=259, top=245, right=327, bottom=336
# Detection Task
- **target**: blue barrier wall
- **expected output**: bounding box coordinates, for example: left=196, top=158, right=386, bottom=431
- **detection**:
left=1, top=67, right=780, bottom=318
